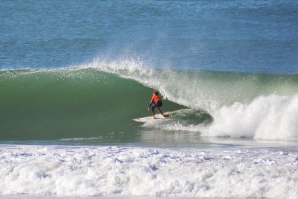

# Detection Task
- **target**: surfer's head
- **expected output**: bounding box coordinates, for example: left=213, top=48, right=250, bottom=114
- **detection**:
left=153, top=91, right=159, bottom=96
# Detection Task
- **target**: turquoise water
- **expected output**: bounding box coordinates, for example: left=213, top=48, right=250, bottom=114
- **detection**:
left=1, top=1, right=298, bottom=198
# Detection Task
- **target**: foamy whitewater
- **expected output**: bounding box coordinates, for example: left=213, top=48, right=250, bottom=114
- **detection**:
left=1, top=145, right=298, bottom=198
left=206, top=94, right=298, bottom=140
left=1, top=0, right=298, bottom=199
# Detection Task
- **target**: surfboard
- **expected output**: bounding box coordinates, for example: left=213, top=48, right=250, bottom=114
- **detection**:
left=133, top=113, right=171, bottom=123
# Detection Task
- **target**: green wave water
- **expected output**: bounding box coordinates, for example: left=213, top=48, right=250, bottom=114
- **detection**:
left=0, top=68, right=186, bottom=143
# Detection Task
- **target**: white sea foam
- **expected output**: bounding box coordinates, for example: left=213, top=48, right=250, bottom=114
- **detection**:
left=204, top=94, right=298, bottom=140
left=0, top=145, right=297, bottom=198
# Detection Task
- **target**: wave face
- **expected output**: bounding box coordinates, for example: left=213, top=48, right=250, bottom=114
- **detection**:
left=0, top=68, right=186, bottom=143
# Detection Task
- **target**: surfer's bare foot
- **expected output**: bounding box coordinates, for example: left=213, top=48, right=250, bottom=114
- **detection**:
left=152, top=116, right=156, bottom=119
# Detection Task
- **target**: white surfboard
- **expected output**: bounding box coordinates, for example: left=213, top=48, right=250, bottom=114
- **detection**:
left=133, top=114, right=171, bottom=123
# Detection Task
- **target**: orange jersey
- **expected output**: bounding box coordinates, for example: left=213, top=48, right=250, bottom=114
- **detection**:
left=151, top=94, right=161, bottom=103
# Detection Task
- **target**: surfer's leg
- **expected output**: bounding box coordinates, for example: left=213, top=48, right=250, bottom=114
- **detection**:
left=157, top=101, right=164, bottom=116
left=151, top=107, right=156, bottom=115
left=151, top=104, right=157, bottom=119
left=157, top=107, right=164, bottom=116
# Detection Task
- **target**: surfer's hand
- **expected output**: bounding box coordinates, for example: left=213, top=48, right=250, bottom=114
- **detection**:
left=147, top=108, right=150, bottom=111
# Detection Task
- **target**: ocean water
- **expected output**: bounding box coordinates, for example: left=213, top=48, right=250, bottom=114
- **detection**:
left=1, top=0, right=298, bottom=198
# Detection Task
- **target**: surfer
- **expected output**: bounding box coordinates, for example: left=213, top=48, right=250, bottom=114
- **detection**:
left=148, top=91, right=164, bottom=119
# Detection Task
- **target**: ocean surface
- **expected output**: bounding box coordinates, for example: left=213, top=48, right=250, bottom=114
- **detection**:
left=1, top=0, right=298, bottom=198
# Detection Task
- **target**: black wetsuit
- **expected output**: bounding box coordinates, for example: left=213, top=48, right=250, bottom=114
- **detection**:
left=149, top=100, right=163, bottom=115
